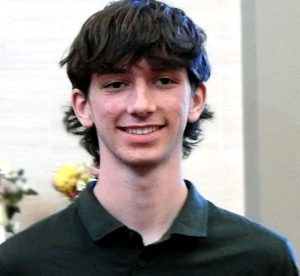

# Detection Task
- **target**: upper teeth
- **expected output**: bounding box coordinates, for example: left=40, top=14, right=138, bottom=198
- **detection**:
left=126, top=126, right=159, bottom=135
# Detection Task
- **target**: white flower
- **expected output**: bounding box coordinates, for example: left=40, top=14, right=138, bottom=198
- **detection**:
left=0, top=160, right=11, bottom=177
left=0, top=201, right=8, bottom=226
left=76, top=180, right=87, bottom=192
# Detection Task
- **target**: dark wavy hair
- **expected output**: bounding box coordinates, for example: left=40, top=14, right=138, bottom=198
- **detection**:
left=60, top=0, right=213, bottom=166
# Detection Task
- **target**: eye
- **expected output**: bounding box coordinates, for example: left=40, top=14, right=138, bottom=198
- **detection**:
left=155, top=77, right=176, bottom=86
left=103, top=81, right=127, bottom=89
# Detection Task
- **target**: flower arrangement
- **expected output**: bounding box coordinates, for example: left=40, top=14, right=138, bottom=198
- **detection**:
left=0, top=160, right=38, bottom=234
left=53, top=163, right=95, bottom=200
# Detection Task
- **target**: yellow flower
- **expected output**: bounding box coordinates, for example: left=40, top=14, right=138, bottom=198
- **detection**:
left=53, top=163, right=92, bottom=199
left=53, top=164, right=79, bottom=195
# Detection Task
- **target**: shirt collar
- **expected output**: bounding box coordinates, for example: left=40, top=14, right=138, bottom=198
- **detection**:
left=167, top=180, right=208, bottom=238
left=75, top=180, right=208, bottom=241
left=75, top=183, right=124, bottom=241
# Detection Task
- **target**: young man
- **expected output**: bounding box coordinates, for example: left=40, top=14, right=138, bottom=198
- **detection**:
left=0, top=0, right=298, bottom=275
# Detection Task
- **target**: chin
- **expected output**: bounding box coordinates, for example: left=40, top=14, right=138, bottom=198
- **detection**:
left=123, top=156, right=162, bottom=169
left=119, top=149, right=175, bottom=170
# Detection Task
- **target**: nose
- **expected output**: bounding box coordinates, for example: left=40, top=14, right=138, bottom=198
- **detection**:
left=127, top=82, right=156, bottom=117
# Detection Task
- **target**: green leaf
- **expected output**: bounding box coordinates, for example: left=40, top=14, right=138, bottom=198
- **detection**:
left=5, top=223, right=15, bottom=234
left=6, top=205, right=20, bottom=220
left=17, top=169, right=24, bottom=177
left=24, top=189, right=38, bottom=195
left=4, top=191, right=23, bottom=204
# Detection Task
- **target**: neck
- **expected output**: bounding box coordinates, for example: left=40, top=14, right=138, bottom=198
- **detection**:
left=93, top=155, right=187, bottom=245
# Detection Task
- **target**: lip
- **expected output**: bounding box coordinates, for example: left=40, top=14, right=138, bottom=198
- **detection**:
left=117, top=125, right=165, bottom=143
left=118, top=125, right=163, bottom=134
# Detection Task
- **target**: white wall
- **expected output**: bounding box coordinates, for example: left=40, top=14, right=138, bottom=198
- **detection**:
left=0, top=0, right=243, bottom=233
left=1, top=0, right=297, bottom=264
left=242, top=0, right=300, bottom=263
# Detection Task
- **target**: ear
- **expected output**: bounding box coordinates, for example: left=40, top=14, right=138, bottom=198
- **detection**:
left=71, top=89, right=94, bottom=128
left=188, top=83, right=207, bottom=123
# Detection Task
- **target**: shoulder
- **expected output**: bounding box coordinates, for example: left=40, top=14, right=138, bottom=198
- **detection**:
left=207, top=201, right=285, bottom=242
left=0, top=200, right=100, bottom=276
left=207, top=200, right=287, bottom=246
left=0, top=203, right=79, bottom=262
left=206, top=201, right=298, bottom=272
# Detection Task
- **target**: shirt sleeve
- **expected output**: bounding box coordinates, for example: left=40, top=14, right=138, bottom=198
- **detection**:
left=0, top=261, right=10, bottom=276
left=271, top=240, right=299, bottom=276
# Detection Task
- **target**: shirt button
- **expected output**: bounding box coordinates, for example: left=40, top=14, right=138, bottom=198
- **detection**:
left=138, top=258, right=147, bottom=268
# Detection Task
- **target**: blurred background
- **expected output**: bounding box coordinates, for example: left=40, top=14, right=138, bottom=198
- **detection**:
left=0, top=0, right=299, bottom=263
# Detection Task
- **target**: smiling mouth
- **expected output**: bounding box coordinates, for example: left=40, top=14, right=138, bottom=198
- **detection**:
left=119, top=126, right=163, bottom=135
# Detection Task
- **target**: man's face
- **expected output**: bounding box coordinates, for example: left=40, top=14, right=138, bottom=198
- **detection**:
left=72, top=59, right=206, bottom=168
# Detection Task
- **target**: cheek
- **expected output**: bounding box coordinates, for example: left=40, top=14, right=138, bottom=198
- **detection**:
left=102, top=101, right=117, bottom=117
left=161, top=97, right=190, bottom=130
left=91, top=97, right=122, bottom=119
left=164, top=93, right=191, bottom=116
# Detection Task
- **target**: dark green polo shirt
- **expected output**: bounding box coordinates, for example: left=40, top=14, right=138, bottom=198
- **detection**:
left=0, top=180, right=298, bottom=275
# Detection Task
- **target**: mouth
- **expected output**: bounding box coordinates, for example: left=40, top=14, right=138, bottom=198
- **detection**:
left=118, top=125, right=164, bottom=135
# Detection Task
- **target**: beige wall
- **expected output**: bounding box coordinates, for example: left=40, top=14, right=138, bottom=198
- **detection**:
left=242, top=0, right=300, bottom=262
